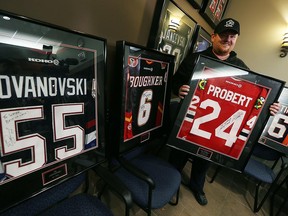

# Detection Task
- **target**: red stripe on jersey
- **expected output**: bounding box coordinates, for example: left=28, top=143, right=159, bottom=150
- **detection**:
left=85, top=119, right=96, bottom=129
left=282, top=134, right=288, bottom=146
left=155, top=102, right=163, bottom=126
left=124, top=111, right=133, bottom=140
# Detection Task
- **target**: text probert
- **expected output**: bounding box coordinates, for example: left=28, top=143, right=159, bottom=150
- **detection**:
left=207, top=84, right=253, bottom=107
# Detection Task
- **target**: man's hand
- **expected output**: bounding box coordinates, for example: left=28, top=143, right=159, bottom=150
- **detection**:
left=269, top=102, right=281, bottom=116
left=178, top=85, right=190, bottom=99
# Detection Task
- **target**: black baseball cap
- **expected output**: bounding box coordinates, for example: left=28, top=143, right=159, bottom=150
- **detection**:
left=214, top=18, right=240, bottom=35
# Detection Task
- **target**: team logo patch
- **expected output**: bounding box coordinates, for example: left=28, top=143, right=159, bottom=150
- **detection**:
left=128, top=57, right=138, bottom=67
left=198, top=79, right=207, bottom=90
left=254, top=96, right=265, bottom=109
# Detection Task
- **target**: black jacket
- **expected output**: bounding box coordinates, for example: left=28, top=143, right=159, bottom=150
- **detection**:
left=172, top=47, right=249, bottom=96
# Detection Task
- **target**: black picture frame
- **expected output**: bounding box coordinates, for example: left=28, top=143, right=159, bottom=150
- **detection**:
left=259, top=87, right=288, bottom=155
left=187, top=0, right=204, bottom=10
left=200, top=0, right=230, bottom=28
left=167, top=55, right=285, bottom=172
left=0, top=10, right=107, bottom=212
left=111, top=40, right=175, bottom=155
left=190, top=25, right=212, bottom=53
left=147, top=0, right=198, bottom=73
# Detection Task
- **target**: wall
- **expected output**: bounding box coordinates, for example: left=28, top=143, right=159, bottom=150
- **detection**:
left=0, top=0, right=210, bottom=49
left=173, top=0, right=213, bottom=33
left=0, top=0, right=155, bottom=46
left=0, top=0, right=287, bottom=83
left=224, top=0, right=288, bottom=83
left=176, top=0, right=288, bottom=84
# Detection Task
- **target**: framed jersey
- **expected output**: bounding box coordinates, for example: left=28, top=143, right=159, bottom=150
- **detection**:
left=190, top=25, right=211, bottom=53
left=188, top=0, right=205, bottom=10
left=259, top=87, right=288, bottom=155
left=147, top=0, right=197, bottom=73
left=200, top=0, right=230, bottom=28
left=111, top=41, right=174, bottom=155
left=0, top=10, right=107, bottom=212
left=167, top=55, right=285, bottom=172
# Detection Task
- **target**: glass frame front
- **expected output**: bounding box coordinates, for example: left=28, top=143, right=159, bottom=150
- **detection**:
left=200, top=0, right=230, bottom=28
left=259, top=87, right=288, bottom=155
left=147, top=0, right=198, bottom=73
left=191, top=25, right=212, bottom=53
left=0, top=10, right=107, bottom=212
left=167, top=55, right=285, bottom=172
left=112, top=40, right=175, bottom=155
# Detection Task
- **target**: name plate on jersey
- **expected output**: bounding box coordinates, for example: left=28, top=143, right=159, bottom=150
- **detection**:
left=167, top=55, right=285, bottom=172
left=259, top=87, right=288, bottom=155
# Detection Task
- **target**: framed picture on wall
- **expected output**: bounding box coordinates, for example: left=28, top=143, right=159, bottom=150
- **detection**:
left=200, top=0, right=230, bottom=28
left=190, top=25, right=212, bottom=53
left=167, top=55, right=285, bottom=172
left=147, top=0, right=198, bottom=73
left=259, top=87, right=288, bottom=155
left=187, top=0, right=204, bottom=10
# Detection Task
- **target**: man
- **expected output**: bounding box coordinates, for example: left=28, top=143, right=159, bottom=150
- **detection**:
left=172, top=18, right=248, bottom=99
left=169, top=18, right=280, bottom=206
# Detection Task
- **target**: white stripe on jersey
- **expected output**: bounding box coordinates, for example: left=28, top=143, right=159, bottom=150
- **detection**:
left=184, top=109, right=196, bottom=123
left=85, top=130, right=96, bottom=145
left=238, top=128, right=250, bottom=141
